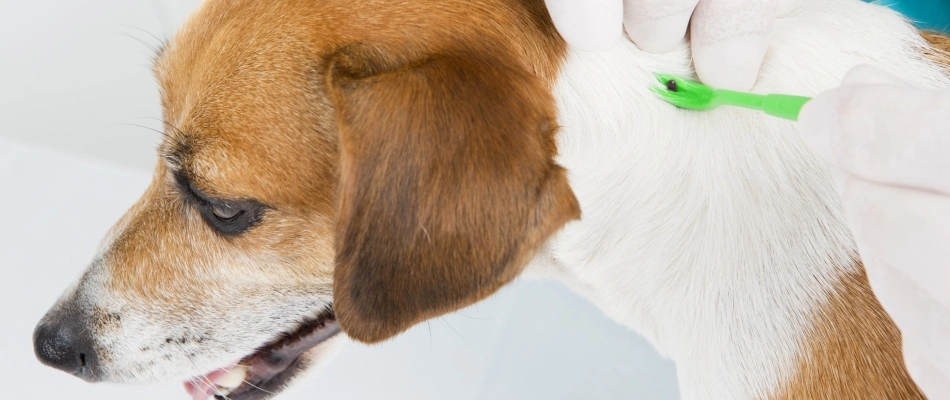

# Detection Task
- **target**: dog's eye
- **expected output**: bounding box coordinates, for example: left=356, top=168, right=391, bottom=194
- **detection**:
left=211, top=202, right=243, bottom=221
left=174, top=172, right=265, bottom=236
left=199, top=198, right=262, bottom=236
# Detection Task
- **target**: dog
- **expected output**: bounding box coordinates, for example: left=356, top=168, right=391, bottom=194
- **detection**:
left=33, top=0, right=950, bottom=398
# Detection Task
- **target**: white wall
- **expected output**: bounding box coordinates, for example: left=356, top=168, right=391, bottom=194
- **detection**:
left=0, top=1, right=679, bottom=399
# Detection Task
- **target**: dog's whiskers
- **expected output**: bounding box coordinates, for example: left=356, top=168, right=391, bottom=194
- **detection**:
left=137, top=116, right=189, bottom=139
left=110, top=31, right=161, bottom=56
left=110, top=122, right=173, bottom=141
left=455, top=311, right=490, bottom=320
left=174, top=341, right=227, bottom=400
left=441, top=317, right=467, bottom=340
left=111, top=24, right=168, bottom=62
left=240, top=380, right=278, bottom=397
left=113, top=25, right=166, bottom=50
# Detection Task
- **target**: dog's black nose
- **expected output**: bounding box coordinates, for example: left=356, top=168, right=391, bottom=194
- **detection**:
left=33, top=318, right=99, bottom=381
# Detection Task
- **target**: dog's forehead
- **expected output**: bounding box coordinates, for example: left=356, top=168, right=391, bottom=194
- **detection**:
left=151, top=5, right=340, bottom=210
left=152, top=0, right=566, bottom=89
left=148, top=0, right=564, bottom=209
left=152, top=0, right=335, bottom=128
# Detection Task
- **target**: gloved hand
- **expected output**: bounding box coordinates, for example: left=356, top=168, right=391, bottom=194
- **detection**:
left=799, top=65, right=950, bottom=399
left=544, top=0, right=794, bottom=91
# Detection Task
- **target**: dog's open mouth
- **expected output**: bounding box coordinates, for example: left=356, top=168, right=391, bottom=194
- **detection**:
left=184, top=308, right=340, bottom=400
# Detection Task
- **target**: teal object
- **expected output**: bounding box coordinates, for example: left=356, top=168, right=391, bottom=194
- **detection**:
left=651, top=74, right=812, bottom=121
left=872, top=0, right=950, bottom=33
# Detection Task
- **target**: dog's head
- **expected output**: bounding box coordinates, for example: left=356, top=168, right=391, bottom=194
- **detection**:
left=33, top=0, right=577, bottom=398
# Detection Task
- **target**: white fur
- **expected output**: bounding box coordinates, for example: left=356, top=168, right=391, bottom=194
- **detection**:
left=525, top=0, right=949, bottom=398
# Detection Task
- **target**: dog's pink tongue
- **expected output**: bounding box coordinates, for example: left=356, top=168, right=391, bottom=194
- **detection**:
left=184, top=379, right=214, bottom=400
left=184, top=366, right=235, bottom=400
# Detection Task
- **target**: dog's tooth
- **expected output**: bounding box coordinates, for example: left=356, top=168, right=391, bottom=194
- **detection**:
left=215, top=364, right=248, bottom=391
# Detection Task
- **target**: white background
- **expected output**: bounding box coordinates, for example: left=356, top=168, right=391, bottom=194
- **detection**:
left=0, top=0, right=679, bottom=399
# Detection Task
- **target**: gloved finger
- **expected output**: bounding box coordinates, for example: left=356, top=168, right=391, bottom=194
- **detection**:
left=546, top=0, right=623, bottom=51
left=797, top=87, right=847, bottom=162
left=861, top=247, right=925, bottom=337
left=839, top=64, right=912, bottom=87
left=822, top=86, right=950, bottom=195
left=623, top=0, right=699, bottom=53
left=903, top=344, right=950, bottom=400
left=840, top=176, right=950, bottom=309
left=691, top=0, right=778, bottom=91
left=905, top=347, right=950, bottom=400
left=862, top=242, right=950, bottom=400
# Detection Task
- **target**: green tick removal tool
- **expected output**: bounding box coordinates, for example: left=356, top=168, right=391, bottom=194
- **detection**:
left=652, top=73, right=812, bottom=121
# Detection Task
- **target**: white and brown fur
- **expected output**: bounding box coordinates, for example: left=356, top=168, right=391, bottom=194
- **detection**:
left=35, top=0, right=950, bottom=398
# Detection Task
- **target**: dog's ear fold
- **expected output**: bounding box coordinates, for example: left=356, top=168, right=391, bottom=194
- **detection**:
left=326, top=45, right=580, bottom=343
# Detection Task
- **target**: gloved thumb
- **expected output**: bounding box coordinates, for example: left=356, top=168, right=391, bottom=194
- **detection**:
left=546, top=0, right=623, bottom=51
left=691, top=0, right=778, bottom=91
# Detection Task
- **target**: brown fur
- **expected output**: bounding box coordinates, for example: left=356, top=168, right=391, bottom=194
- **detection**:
left=923, top=32, right=950, bottom=71
left=327, top=45, right=578, bottom=342
left=773, top=265, right=925, bottom=399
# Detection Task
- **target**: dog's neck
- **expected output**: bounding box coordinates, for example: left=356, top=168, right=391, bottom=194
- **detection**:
left=524, top=0, right=947, bottom=398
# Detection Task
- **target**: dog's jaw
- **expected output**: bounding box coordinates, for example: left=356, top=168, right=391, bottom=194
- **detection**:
left=35, top=256, right=338, bottom=386
left=185, top=309, right=341, bottom=400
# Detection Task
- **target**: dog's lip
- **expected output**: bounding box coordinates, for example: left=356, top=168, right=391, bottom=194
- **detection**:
left=185, top=308, right=339, bottom=400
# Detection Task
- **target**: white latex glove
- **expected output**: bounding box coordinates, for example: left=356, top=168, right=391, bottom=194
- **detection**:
left=544, top=0, right=794, bottom=90
left=799, top=65, right=950, bottom=400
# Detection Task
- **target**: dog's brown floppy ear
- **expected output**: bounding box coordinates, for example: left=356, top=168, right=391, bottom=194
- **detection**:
left=326, top=46, right=580, bottom=343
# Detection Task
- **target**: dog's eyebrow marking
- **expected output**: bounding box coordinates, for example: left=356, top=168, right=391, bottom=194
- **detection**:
left=160, top=131, right=196, bottom=171
left=158, top=130, right=218, bottom=202
left=159, top=127, right=205, bottom=203
left=161, top=135, right=221, bottom=203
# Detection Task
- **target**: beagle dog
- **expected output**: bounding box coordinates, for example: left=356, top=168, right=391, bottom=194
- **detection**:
left=33, top=0, right=950, bottom=399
